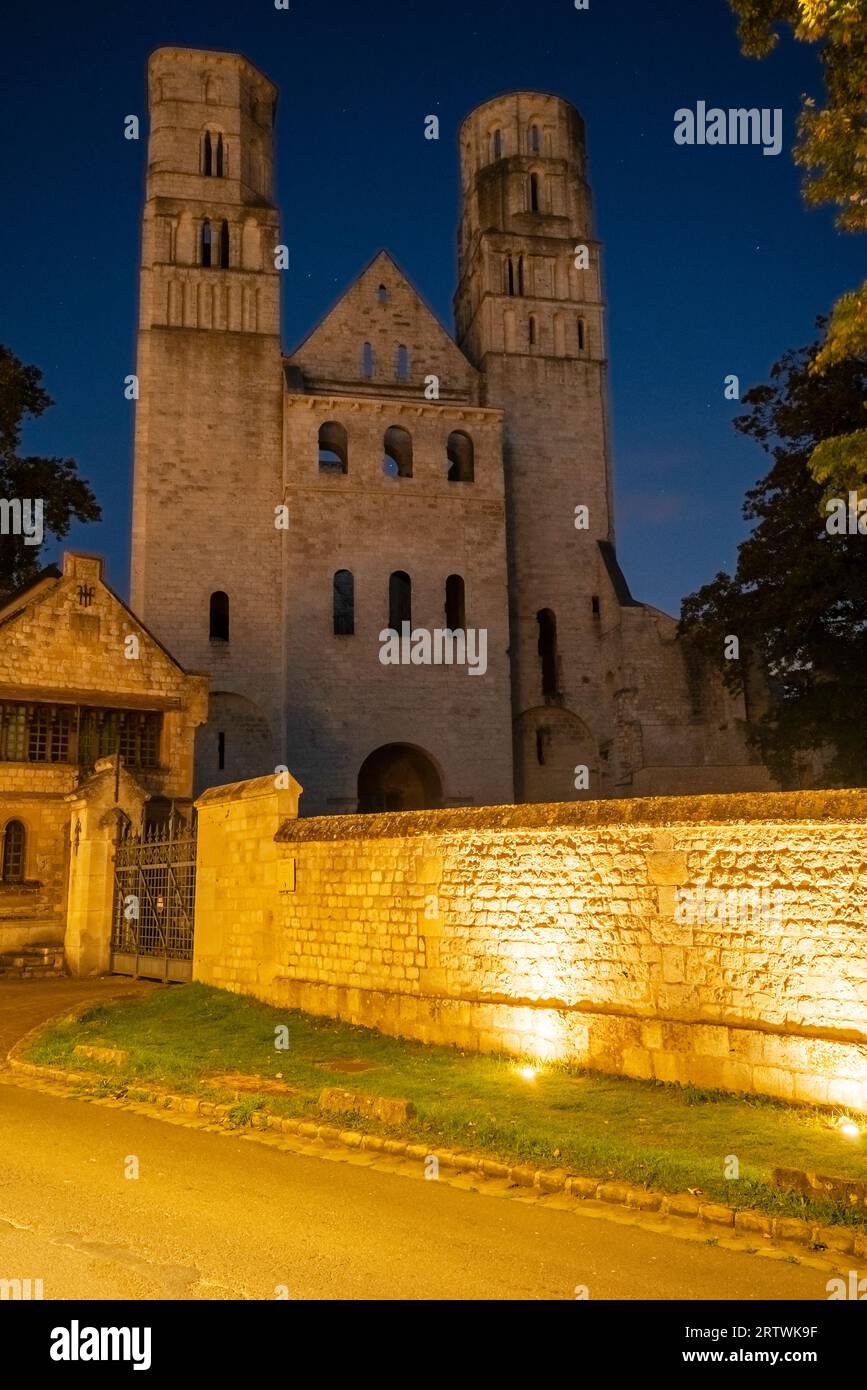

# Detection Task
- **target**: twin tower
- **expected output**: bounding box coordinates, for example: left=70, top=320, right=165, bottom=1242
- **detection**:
left=131, top=47, right=769, bottom=814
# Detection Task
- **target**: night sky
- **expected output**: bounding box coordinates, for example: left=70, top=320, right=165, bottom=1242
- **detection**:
left=0, top=0, right=858, bottom=614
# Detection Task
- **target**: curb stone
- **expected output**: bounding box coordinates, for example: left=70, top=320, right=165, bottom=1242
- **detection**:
left=5, top=1029, right=865, bottom=1260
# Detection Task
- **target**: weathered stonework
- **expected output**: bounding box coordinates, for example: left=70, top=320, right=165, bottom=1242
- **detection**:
left=132, top=49, right=775, bottom=813
left=194, top=782, right=867, bottom=1111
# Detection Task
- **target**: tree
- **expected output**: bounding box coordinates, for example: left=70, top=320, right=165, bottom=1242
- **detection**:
left=728, top=1, right=867, bottom=495
left=680, top=336, right=867, bottom=788
left=0, top=345, right=100, bottom=599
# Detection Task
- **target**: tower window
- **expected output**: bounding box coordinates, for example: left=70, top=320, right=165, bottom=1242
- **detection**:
left=1, top=819, right=25, bottom=882
left=201, top=220, right=212, bottom=267
left=444, top=574, right=466, bottom=631
left=396, top=344, right=410, bottom=381
left=447, top=430, right=474, bottom=482
left=362, top=342, right=375, bottom=378
left=377, top=283, right=389, bottom=304
left=217, top=731, right=225, bottom=771
left=333, top=569, right=355, bottom=635
left=209, top=590, right=229, bottom=642
left=537, top=608, right=559, bottom=700
left=219, top=219, right=230, bottom=268
left=517, top=256, right=524, bottom=296
left=318, top=421, right=348, bottom=474
left=389, top=571, right=411, bottom=629
left=202, top=131, right=213, bottom=176
left=591, top=595, right=601, bottom=617
left=529, top=124, right=541, bottom=154
left=529, top=173, right=540, bottom=212
left=215, top=133, right=224, bottom=177
left=528, top=315, right=537, bottom=347
left=505, top=257, right=515, bottom=297
left=383, top=425, right=412, bottom=479
left=491, top=128, right=503, bottom=160
left=577, top=316, right=586, bottom=351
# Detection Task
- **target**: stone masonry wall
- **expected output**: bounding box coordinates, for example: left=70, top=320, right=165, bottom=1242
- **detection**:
left=194, top=784, right=867, bottom=1112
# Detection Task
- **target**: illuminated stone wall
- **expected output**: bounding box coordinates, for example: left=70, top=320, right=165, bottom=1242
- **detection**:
left=194, top=785, right=867, bottom=1111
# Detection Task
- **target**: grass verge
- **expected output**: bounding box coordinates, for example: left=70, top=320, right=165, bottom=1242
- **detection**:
left=23, top=981, right=867, bottom=1227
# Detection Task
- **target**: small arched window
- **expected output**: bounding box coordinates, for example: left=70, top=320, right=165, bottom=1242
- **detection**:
left=333, top=570, right=355, bottom=635
left=383, top=425, right=412, bottom=479
left=2, top=820, right=25, bottom=883
left=445, top=575, right=466, bottom=631
left=577, top=316, right=586, bottom=351
left=219, top=219, right=230, bottom=268
left=491, top=128, right=502, bottom=160
left=505, top=257, right=515, bottom=297
left=215, top=133, right=224, bottom=177
left=537, top=608, right=559, bottom=699
left=529, top=124, right=541, bottom=154
left=209, top=590, right=229, bottom=642
left=377, top=283, right=389, bottom=304
left=528, top=314, right=537, bottom=347
left=362, top=342, right=375, bottom=378
left=201, top=220, right=212, bottom=267
left=447, top=430, right=474, bottom=482
left=529, top=173, right=540, bottom=212
left=396, top=344, right=410, bottom=381
left=389, top=571, right=411, bottom=630
left=517, top=255, right=525, bottom=296
left=202, top=131, right=213, bottom=176
left=319, top=421, right=348, bottom=473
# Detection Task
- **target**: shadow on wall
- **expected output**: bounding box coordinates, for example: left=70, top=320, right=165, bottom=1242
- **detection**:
left=194, top=691, right=275, bottom=794
left=357, top=743, right=443, bottom=812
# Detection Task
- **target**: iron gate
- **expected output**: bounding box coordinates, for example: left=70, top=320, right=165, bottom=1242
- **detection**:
left=110, top=813, right=197, bottom=980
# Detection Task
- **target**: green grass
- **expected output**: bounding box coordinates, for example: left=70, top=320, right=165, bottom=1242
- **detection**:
left=25, top=982, right=867, bottom=1226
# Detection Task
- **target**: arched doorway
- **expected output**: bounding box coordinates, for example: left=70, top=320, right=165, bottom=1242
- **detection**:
left=357, top=744, right=443, bottom=813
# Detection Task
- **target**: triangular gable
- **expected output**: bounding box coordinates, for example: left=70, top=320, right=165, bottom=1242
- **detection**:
left=286, top=250, right=478, bottom=400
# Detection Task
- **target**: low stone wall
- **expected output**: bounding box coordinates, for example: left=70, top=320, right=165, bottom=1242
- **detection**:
left=193, top=784, right=867, bottom=1112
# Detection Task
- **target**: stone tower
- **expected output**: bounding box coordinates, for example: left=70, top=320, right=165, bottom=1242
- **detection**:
left=455, top=92, right=617, bottom=802
left=130, top=47, right=284, bottom=789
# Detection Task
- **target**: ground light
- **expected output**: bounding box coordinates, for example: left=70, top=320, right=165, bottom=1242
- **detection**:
left=517, top=1065, right=538, bottom=1082
left=838, top=1118, right=861, bottom=1139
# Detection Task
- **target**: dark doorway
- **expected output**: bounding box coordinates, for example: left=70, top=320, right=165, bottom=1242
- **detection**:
left=357, top=743, right=442, bottom=813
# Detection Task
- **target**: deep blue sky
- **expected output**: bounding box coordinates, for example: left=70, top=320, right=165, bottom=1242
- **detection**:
left=0, top=0, right=859, bottom=613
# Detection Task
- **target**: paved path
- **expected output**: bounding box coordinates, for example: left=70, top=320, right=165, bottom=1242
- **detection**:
left=0, top=979, right=850, bottom=1301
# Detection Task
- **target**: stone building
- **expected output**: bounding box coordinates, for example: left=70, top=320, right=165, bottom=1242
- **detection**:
left=0, top=552, right=207, bottom=972
left=130, top=47, right=773, bottom=815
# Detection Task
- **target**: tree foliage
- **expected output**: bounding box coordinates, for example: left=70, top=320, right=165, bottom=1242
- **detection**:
left=0, top=345, right=100, bottom=600
left=680, top=336, right=867, bottom=787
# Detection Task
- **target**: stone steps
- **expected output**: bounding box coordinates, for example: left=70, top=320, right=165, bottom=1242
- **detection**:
left=0, top=943, right=66, bottom=978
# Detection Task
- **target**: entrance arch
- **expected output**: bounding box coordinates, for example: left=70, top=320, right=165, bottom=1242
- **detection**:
left=357, top=744, right=443, bottom=813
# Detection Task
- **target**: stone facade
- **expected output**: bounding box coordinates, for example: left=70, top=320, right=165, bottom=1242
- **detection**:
left=0, top=552, right=208, bottom=965
left=132, top=47, right=773, bottom=813
left=194, top=782, right=867, bottom=1112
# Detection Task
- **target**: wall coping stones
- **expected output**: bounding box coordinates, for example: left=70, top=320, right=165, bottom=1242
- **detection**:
left=274, top=788, right=867, bottom=843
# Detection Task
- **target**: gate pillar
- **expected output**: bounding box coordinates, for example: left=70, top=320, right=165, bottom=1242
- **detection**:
left=64, top=756, right=148, bottom=977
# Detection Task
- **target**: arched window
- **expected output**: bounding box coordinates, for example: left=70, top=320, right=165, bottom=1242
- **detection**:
left=396, top=344, right=409, bottom=381
left=362, top=342, right=375, bottom=378
left=383, top=425, right=412, bottom=478
left=202, top=131, right=213, bottom=176
left=517, top=255, right=525, bottom=296
left=389, top=571, right=411, bottom=629
left=577, top=316, right=586, bottom=351
left=1, top=820, right=25, bottom=883
left=528, top=314, right=537, bottom=347
left=529, top=124, right=541, bottom=154
left=491, top=128, right=502, bottom=160
left=377, top=283, right=389, bottom=304
left=215, top=133, right=224, bottom=177
left=505, top=257, right=516, bottom=297
left=219, top=219, right=230, bottom=268
left=201, top=220, right=212, bottom=267
left=445, top=575, right=466, bottom=631
left=529, top=173, right=540, bottom=212
left=209, top=591, right=229, bottom=642
left=447, top=430, right=474, bottom=482
left=537, top=608, right=559, bottom=699
left=318, top=421, right=348, bottom=473
left=333, top=570, right=355, bottom=635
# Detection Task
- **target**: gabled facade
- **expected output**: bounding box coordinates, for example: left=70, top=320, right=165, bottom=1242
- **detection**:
left=130, top=48, right=773, bottom=813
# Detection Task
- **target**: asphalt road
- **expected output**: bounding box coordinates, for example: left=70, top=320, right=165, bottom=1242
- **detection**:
left=0, top=979, right=846, bottom=1302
